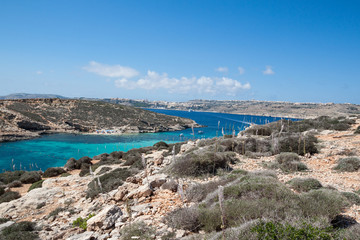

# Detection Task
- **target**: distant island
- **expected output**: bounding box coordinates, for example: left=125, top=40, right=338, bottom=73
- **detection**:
left=0, top=98, right=200, bottom=142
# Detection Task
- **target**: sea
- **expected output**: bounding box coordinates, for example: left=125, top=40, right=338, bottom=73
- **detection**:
left=0, top=109, right=296, bottom=172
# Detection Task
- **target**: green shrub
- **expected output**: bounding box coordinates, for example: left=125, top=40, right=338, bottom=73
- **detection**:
left=0, top=191, right=21, bottom=203
left=96, top=166, right=112, bottom=175
left=341, top=192, right=360, bottom=205
left=49, top=207, right=65, bottom=217
left=300, top=189, right=349, bottom=220
left=1, top=221, right=38, bottom=240
left=86, top=168, right=134, bottom=199
left=278, top=134, right=318, bottom=156
left=0, top=171, right=25, bottom=184
left=287, top=178, right=323, bottom=192
left=333, top=157, right=360, bottom=172
left=251, top=221, right=339, bottom=240
left=7, top=180, right=22, bottom=188
left=28, top=179, right=44, bottom=192
left=43, top=167, right=66, bottom=178
left=0, top=218, right=10, bottom=224
left=72, top=213, right=94, bottom=230
left=169, top=151, right=234, bottom=177
left=79, top=163, right=91, bottom=177
left=165, top=207, right=200, bottom=231
left=355, top=126, right=360, bottom=134
left=0, top=186, right=4, bottom=196
left=19, top=171, right=41, bottom=184
left=153, top=141, right=169, bottom=150
left=60, top=173, right=71, bottom=177
left=269, top=153, right=308, bottom=172
left=243, top=125, right=272, bottom=136
left=120, top=221, right=155, bottom=240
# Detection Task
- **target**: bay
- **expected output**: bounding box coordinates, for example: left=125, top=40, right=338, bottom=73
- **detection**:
left=0, top=109, right=295, bottom=171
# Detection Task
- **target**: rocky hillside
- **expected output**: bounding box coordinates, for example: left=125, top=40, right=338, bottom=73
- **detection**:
left=0, top=116, right=359, bottom=239
left=0, top=99, right=199, bottom=142
left=103, top=98, right=360, bottom=119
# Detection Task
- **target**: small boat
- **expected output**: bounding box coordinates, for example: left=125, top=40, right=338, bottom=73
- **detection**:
left=188, top=109, right=193, bottom=112
left=179, top=133, right=184, bottom=137
left=198, top=130, right=204, bottom=134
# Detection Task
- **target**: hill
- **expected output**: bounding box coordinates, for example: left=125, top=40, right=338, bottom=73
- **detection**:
left=102, top=98, right=360, bottom=119
left=0, top=93, right=67, bottom=100
left=0, top=99, right=199, bottom=142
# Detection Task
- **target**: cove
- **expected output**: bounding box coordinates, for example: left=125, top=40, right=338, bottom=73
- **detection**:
left=0, top=109, right=296, bottom=171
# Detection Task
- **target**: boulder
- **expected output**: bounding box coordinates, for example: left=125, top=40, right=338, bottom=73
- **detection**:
left=127, top=185, right=153, bottom=199
left=87, top=205, right=123, bottom=231
left=66, top=231, right=99, bottom=240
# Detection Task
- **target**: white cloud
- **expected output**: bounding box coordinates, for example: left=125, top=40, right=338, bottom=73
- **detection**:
left=114, top=70, right=250, bottom=96
left=263, top=66, right=275, bottom=75
left=36, top=71, right=43, bottom=75
left=83, top=61, right=139, bottom=78
left=238, top=67, right=245, bottom=75
left=215, top=67, right=228, bottom=73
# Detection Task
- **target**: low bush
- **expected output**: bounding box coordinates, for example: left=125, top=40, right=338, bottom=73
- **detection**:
left=1, top=221, right=38, bottom=240
left=120, top=221, right=155, bottom=240
left=0, top=191, right=21, bottom=203
left=64, top=157, right=76, bottom=170
left=19, top=171, right=41, bottom=184
left=169, top=150, right=234, bottom=177
left=341, top=192, right=360, bottom=205
left=300, top=189, right=349, bottom=220
left=7, top=180, right=22, bottom=188
left=333, top=157, right=360, bottom=172
left=0, top=218, right=10, bottom=224
left=49, top=207, right=65, bottom=217
left=277, top=133, right=318, bottom=156
left=243, top=125, right=272, bottom=136
left=186, top=177, right=236, bottom=202
left=72, top=213, right=94, bottom=230
left=75, top=156, right=92, bottom=169
left=28, top=179, right=44, bottom=192
left=287, top=178, right=323, bottom=192
left=153, top=141, right=169, bottom=150
left=161, top=180, right=178, bottom=192
left=0, top=171, right=25, bottom=184
left=270, top=152, right=308, bottom=172
left=355, top=126, right=360, bottom=134
left=0, top=186, right=4, bottom=196
left=251, top=221, right=340, bottom=239
left=165, top=207, right=200, bottom=231
left=96, top=166, right=112, bottom=176
left=79, top=163, right=91, bottom=177
left=86, top=168, right=134, bottom=199
left=43, top=167, right=66, bottom=178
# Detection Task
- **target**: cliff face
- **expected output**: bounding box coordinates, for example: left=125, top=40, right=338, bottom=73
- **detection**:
left=0, top=99, right=199, bottom=142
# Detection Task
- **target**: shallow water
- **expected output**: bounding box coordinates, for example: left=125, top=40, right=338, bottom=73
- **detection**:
left=0, top=109, right=295, bottom=171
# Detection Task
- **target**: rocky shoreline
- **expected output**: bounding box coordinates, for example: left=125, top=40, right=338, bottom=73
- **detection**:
left=0, top=116, right=359, bottom=239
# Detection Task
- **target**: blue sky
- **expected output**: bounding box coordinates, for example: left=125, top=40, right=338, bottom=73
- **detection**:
left=0, top=0, right=359, bottom=103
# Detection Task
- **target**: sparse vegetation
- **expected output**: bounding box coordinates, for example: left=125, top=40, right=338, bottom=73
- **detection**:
left=269, top=152, right=308, bottom=172
left=287, top=178, right=323, bottom=192
left=333, top=157, right=360, bottom=172
left=43, top=167, right=66, bottom=178
left=120, top=221, right=155, bottom=240
left=341, top=192, right=360, bottom=205
left=19, top=171, right=41, bottom=184
left=169, top=150, right=235, bottom=177
left=86, top=168, right=134, bottom=199
left=49, top=207, right=65, bottom=217
left=72, top=213, right=95, bottom=230
left=355, top=126, right=360, bottom=134
left=0, top=221, right=38, bottom=240
left=0, top=191, right=21, bottom=203
left=28, top=179, right=44, bottom=192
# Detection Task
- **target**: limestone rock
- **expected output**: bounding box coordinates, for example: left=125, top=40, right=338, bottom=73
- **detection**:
left=127, top=185, right=153, bottom=199
left=87, top=205, right=123, bottom=231
left=66, top=231, right=99, bottom=240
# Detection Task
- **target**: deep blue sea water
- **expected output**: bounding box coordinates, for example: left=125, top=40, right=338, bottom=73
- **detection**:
left=0, top=109, right=295, bottom=171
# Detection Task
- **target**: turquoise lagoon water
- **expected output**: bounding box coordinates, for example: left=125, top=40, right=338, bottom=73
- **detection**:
left=0, top=109, right=295, bottom=171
